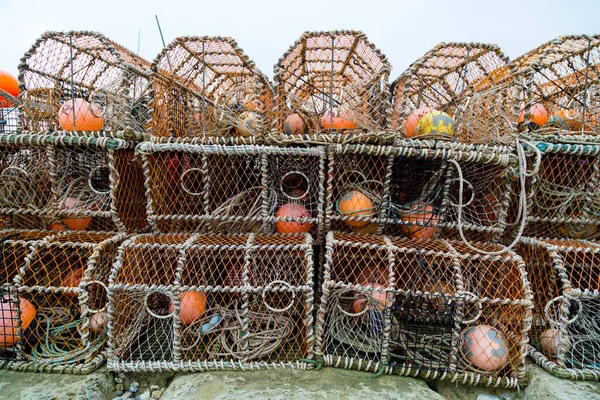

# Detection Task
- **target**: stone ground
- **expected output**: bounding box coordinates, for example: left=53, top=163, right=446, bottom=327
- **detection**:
left=1, top=361, right=600, bottom=400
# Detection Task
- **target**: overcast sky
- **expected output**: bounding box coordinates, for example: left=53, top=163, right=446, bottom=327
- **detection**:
left=1, top=0, right=598, bottom=80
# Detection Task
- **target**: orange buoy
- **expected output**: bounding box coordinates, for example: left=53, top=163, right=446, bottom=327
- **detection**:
left=321, top=109, right=357, bottom=130
left=549, top=109, right=584, bottom=131
left=338, top=191, right=374, bottom=228
left=236, top=111, right=260, bottom=137
left=0, top=297, right=36, bottom=348
left=169, top=291, right=207, bottom=325
left=61, top=197, right=92, bottom=231
left=58, top=98, right=104, bottom=131
left=462, top=325, right=510, bottom=371
left=403, top=107, right=433, bottom=137
left=48, top=222, right=65, bottom=231
left=0, top=70, right=19, bottom=107
left=284, top=113, right=306, bottom=135
left=62, top=268, right=84, bottom=297
left=401, top=204, right=439, bottom=239
left=89, top=311, right=109, bottom=334
left=518, top=103, right=548, bottom=129
left=275, top=203, right=312, bottom=234
left=352, top=284, right=389, bottom=313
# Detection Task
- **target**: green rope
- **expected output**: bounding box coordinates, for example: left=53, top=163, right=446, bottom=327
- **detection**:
left=299, top=358, right=323, bottom=370
left=330, top=364, right=387, bottom=379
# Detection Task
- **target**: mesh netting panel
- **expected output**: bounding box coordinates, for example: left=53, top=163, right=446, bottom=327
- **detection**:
left=107, top=233, right=314, bottom=372
left=272, top=30, right=393, bottom=145
left=140, top=143, right=325, bottom=239
left=18, top=31, right=152, bottom=138
left=518, top=238, right=600, bottom=380
left=315, top=233, right=532, bottom=388
left=392, top=42, right=519, bottom=145
left=0, top=98, right=19, bottom=134
left=149, top=36, right=274, bottom=143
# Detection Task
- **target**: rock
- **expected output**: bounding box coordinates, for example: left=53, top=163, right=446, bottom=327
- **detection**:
left=524, top=363, right=600, bottom=400
left=115, top=377, right=124, bottom=384
left=477, top=395, right=501, bottom=400
left=434, top=380, right=521, bottom=400
left=119, top=373, right=126, bottom=379
left=137, top=392, right=151, bottom=400
left=116, top=383, right=125, bottom=391
left=152, top=389, right=164, bottom=399
left=123, top=392, right=133, bottom=400
left=115, top=391, right=125, bottom=396
left=150, top=385, right=160, bottom=392
left=112, top=397, right=123, bottom=400
left=129, top=382, right=140, bottom=393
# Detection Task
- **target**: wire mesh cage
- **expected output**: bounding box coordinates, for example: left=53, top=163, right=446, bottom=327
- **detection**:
left=18, top=31, right=152, bottom=139
left=139, top=143, right=325, bottom=239
left=0, top=88, right=19, bottom=134
left=392, top=42, right=520, bottom=145
left=272, top=30, right=393, bottom=145
left=325, top=142, right=516, bottom=243
left=518, top=237, right=600, bottom=380
left=149, top=36, right=274, bottom=144
left=107, top=233, right=314, bottom=372
left=0, top=230, right=124, bottom=373
left=514, top=34, right=600, bottom=141
left=0, top=134, right=147, bottom=233
left=315, top=232, right=533, bottom=388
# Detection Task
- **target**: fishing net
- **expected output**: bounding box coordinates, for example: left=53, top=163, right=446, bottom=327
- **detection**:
left=518, top=237, right=600, bottom=380
left=315, top=232, right=532, bottom=388
left=0, top=230, right=124, bottom=373
left=139, top=143, right=325, bottom=240
left=392, top=42, right=520, bottom=145
left=107, top=233, right=314, bottom=372
left=0, top=134, right=147, bottom=233
left=18, top=31, right=152, bottom=139
left=0, top=91, right=19, bottom=134
left=149, top=36, right=274, bottom=143
left=272, top=30, right=393, bottom=145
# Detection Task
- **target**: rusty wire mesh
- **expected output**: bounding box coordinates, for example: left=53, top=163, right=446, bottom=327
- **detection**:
left=107, top=233, right=314, bottom=372
left=315, top=233, right=532, bottom=387
left=139, top=143, right=325, bottom=239
left=18, top=31, right=152, bottom=139
left=0, top=230, right=124, bottom=373
left=271, top=30, right=393, bottom=145
left=517, top=237, right=600, bottom=380
left=0, top=134, right=147, bottom=233
left=392, top=42, right=520, bottom=145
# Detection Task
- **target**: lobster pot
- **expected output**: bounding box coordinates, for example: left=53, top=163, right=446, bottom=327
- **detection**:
left=0, top=134, right=147, bottom=233
left=1, top=230, right=124, bottom=373
left=325, top=142, right=514, bottom=242
left=150, top=36, right=274, bottom=143
left=392, top=42, right=519, bottom=145
left=315, top=233, right=532, bottom=387
left=107, top=233, right=314, bottom=372
left=19, top=31, right=152, bottom=138
left=517, top=237, right=600, bottom=380
left=0, top=104, right=19, bottom=134
left=272, top=30, right=393, bottom=145
left=514, top=34, right=600, bottom=140
left=140, top=143, right=326, bottom=240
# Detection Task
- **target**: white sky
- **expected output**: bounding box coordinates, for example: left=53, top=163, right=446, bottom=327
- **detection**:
left=1, top=0, right=599, bottom=80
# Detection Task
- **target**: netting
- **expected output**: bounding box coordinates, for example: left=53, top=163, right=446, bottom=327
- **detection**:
left=392, top=42, right=520, bottom=145
left=139, top=143, right=325, bottom=239
left=325, top=142, right=515, bottom=243
left=149, top=36, right=274, bottom=144
left=18, top=31, right=152, bottom=139
left=0, top=134, right=147, bottom=233
left=107, top=233, right=314, bottom=372
left=513, top=34, right=600, bottom=140
left=0, top=230, right=124, bottom=373
left=518, top=237, right=600, bottom=380
left=0, top=91, right=19, bottom=134
left=272, top=30, right=393, bottom=145
left=315, top=233, right=532, bottom=387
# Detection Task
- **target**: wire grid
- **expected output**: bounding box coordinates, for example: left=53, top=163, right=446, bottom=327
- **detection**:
left=513, top=34, right=600, bottom=141
left=315, top=233, right=532, bottom=387
left=107, top=233, right=314, bottom=372
left=325, top=142, right=515, bottom=243
left=149, top=36, right=274, bottom=144
left=517, top=237, right=600, bottom=380
left=0, top=230, right=124, bottom=373
left=271, top=30, right=394, bottom=145
left=392, top=42, right=519, bottom=145
left=0, top=91, right=19, bottom=134
left=139, top=143, right=325, bottom=239
left=0, top=134, right=147, bottom=233
left=18, top=31, right=152, bottom=139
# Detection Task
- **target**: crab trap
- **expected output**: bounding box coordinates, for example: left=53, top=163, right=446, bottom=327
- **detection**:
left=107, top=233, right=314, bottom=372
left=0, top=91, right=19, bottom=134
left=392, top=42, right=520, bottom=145
left=315, top=233, right=533, bottom=388
left=138, top=143, right=325, bottom=240
left=513, top=34, right=600, bottom=141
left=271, top=30, right=393, bottom=145
left=18, top=31, right=152, bottom=139
left=149, top=36, right=274, bottom=144
left=0, top=134, right=147, bottom=233
left=0, top=230, right=125, bottom=373
left=325, top=142, right=516, bottom=243
left=518, top=237, right=600, bottom=380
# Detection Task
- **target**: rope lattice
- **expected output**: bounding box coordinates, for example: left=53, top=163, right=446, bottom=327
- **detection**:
left=107, top=233, right=314, bottom=372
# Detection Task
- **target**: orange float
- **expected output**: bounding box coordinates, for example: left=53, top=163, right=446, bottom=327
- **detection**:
left=58, top=98, right=104, bottom=131
left=284, top=113, right=306, bottom=135
left=275, top=203, right=312, bottom=234
left=352, top=284, right=389, bottom=313
left=338, top=191, right=374, bottom=228
left=0, top=297, right=36, bottom=348
left=403, top=107, right=433, bottom=137
left=236, top=111, right=259, bottom=137
left=518, top=102, right=548, bottom=128
left=549, top=109, right=584, bottom=131
left=0, top=70, right=19, bottom=107
left=401, top=204, right=439, bottom=239
left=48, top=222, right=65, bottom=231
left=62, top=268, right=84, bottom=296
left=321, top=109, right=357, bottom=130
left=169, top=291, right=207, bottom=325
left=61, top=197, right=92, bottom=231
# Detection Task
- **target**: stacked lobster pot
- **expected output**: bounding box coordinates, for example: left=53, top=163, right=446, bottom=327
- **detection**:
left=509, top=35, right=600, bottom=380
left=0, top=31, right=151, bottom=373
